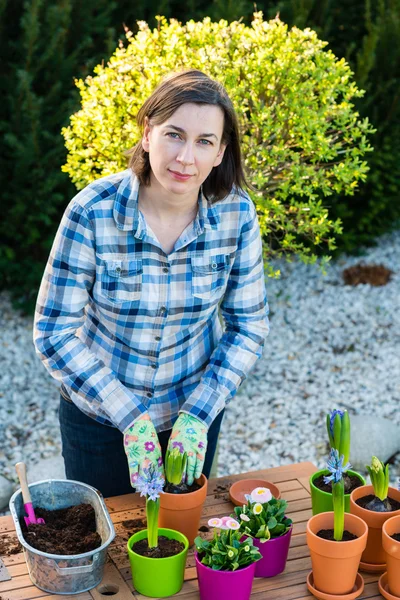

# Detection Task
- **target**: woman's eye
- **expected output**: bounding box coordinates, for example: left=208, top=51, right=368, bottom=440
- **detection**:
left=167, top=132, right=181, bottom=139
left=199, top=139, right=212, bottom=145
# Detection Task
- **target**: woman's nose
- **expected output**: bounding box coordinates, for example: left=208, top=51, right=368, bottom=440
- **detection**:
left=176, top=143, right=195, bottom=166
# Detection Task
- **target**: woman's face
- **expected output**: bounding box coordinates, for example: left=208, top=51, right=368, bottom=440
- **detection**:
left=142, top=102, right=227, bottom=198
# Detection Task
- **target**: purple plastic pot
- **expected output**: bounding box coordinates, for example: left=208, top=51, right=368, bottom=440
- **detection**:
left=195, top=551, right=256, bottom=600
left=253, top=525, right=292, bottom=577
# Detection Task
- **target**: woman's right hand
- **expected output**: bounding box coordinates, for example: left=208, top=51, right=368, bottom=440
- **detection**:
left=123, top=413, right=164, bottom=487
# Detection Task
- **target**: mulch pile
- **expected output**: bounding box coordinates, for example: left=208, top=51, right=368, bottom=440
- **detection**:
left=342, top=263, right=393, bottom=286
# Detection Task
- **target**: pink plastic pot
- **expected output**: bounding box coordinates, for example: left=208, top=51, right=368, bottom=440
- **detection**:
left=195, top=551, right=256, bottom=600
left=253, top=525, right=292, bottom=577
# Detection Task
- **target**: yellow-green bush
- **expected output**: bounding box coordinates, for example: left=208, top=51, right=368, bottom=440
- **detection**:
left=62, top=13, right=375, bottom=272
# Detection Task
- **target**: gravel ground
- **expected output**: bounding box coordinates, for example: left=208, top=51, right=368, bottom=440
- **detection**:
left=1, top=228, right=399, bottom=493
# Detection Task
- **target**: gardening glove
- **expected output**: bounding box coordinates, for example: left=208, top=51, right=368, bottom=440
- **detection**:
left=123, top=413, right=164, bottom=488
left=167, top=413, right=208, bottom=486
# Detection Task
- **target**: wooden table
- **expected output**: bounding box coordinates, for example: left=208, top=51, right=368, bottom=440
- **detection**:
left=0, top=462, right=384, bottom=599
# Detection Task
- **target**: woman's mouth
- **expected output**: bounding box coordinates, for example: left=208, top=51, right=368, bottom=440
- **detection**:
left=168, top=170, right=193, bottom=181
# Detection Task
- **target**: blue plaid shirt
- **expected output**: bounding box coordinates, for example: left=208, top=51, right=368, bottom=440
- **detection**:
left=34, top=169, right=269, bottom=433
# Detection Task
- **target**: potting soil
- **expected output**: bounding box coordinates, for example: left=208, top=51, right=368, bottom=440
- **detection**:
left=391, top=533, right=400, bottom=541
left=132, top=535, right=184, bottom=558
left=313, top=473, right=363, bottom=495
left=163, top=481, right=201, bottom=494
left=0, top=534, right=22, bottom=556
left=21, top=503, right=101, bottom=555
left=355, top=494, right=400, bottom=512
left=316, top=529, right=358, bottom=541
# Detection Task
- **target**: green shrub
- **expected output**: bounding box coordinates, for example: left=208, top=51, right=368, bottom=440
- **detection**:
left=62, top=13, right=375, bottom=274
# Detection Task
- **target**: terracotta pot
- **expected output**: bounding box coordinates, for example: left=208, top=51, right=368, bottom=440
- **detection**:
left=306, top=511, right=368, bottom=595
left=382, top=515, right=400, bottom=597
left=159, top=474, right=207, bottom=546
left=350, top=485, right=400, bottom=568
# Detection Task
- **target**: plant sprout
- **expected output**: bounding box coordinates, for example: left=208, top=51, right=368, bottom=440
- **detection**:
left=135, top=465, right=164, bottom=548
left=326, top=409, right=351, bottom=466
left=165, top=448, right=187, bottom=486
left=324, top=449, right=351, bottom=541
left=365, top=456, right=393, bottom=511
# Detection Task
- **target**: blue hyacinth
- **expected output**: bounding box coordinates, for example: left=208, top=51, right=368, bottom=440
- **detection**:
left=323, top=448, right=351, bottom=485
left=135, top=466, right=164, bottom=501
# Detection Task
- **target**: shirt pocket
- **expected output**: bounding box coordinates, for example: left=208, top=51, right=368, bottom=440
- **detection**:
left=191, top=254, right=230, bottom=300
left=100, top=259, right=143, bottom=303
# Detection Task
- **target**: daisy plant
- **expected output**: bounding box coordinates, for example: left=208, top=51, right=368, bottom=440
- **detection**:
left=326, top=409, right=351, bottom=466
left=234, top=487, right=292, bottom=543
left=323, top=449, right=351, bottom=541
left=194, top=516, right=261, bottom=571
left=135, top=465, right=164, bottom=548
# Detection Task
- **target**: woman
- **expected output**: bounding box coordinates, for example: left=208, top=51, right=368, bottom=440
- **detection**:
left=34, top=69, right=269, bottom=497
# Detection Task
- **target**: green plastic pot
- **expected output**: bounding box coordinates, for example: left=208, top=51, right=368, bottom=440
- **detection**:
left=127, top=528, right=189, bottom=598
left=310, top=469, right=366, bottom=515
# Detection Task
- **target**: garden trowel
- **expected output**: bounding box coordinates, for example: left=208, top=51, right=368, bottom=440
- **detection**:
left=15, top=462, right=45, bottom=526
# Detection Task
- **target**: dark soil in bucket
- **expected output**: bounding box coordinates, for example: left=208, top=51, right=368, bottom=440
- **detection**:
left=313, top=472, right=363, bottom=495
left=317, top=529, right=358, bottom=541
left=21, top=503, right=101, bottom=555
left=163, top=481, right=201, bottom=494
left=391, top=533, right=400, bottom=542
left=342, top=263, right=393, bottom=286
left=355, top=494, right=400, bottom=512
left=132, top=535, right=184, bottom=558
left=198, top=525, right=209, bottom=532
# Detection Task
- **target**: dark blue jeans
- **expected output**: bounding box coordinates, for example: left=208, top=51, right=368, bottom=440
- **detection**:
left=59, top=394, right=224, bottom=498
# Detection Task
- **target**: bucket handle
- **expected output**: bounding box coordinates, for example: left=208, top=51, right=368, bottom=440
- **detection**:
left=54, top=557, right=96, bottom=575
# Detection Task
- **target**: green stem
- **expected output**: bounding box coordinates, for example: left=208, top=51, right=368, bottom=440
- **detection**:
left=332, top=480, right=344, bottom=541
left=146, top=497, right=160, bottom=548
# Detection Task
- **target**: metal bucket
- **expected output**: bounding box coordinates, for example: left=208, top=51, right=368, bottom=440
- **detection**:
left=9, top=479, right=115, bottom=595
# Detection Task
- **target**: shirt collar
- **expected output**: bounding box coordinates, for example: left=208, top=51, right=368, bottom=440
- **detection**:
left=113, top=170, right=220, bottom=234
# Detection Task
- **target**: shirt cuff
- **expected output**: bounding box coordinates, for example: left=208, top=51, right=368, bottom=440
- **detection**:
left=101, top=383, right=148, bottom=432
left=179, top=383, right=226, bottom=429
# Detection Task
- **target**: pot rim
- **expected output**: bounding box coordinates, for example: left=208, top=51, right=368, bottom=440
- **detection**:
left=382, top=514, right=400, bottom=539
left=307, top=511, right=368, bottom=545
left=310, top=469, right=365, bottom=498
left=194, top=550, right=257, bottom=574
left=161, top=473, right=207, bottom=498
left=127, top=527, right=189, bottom=562
left=350, top=485, right=400, bottom=516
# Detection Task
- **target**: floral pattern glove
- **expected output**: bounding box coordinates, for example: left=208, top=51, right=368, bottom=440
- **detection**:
left=123, top=413, right=164, bottom=488
left=167, top=413, right=208, bottom=486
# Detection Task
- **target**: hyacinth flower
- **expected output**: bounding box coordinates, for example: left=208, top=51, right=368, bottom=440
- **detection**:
left=326, top=409, right=351, bottom=466
left=135, top=465, right=164, bottom=548
left=365, top=456, right=392, bottom=511
left=165, top=447, right=188, bottom=486
left=324, top=448, right=351, bottom=541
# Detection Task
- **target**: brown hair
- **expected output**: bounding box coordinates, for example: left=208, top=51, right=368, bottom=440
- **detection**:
left=126, top=69, right=248, bottom=202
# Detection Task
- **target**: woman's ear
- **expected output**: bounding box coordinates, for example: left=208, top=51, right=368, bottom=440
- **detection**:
left=142, top=117, right=151, bottom=153
left=213, top=143, right=227, bottom=168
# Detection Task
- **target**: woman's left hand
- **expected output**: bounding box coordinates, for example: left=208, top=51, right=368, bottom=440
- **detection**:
left=167, top=413, right=208, bottom=485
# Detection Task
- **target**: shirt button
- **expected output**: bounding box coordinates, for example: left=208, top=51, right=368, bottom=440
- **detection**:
left=151, top=363, right=157, bottom=369
left=146, top=392, right=153, bottom=398
left=160, top=306, right=167, bottom=315
left=155, top=336, right=161, bottom=341
left=116, top=267, right=121, bottom=273
left=211, top=262, right=218, bottom=270
left=162, top=267, right=169, bottom=273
